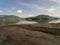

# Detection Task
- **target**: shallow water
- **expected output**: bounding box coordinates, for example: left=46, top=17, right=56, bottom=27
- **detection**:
left=16, top=20, right=38, bottom=24
left=48, top=19, right=60, bottom=23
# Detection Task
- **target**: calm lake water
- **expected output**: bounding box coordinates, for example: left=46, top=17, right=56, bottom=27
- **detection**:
left=10, top=19, right=60, bottom=25
left=16, top=21, right=38, bottom=24
left=48, top=19, right=60, bottom=23
left=16, top=20, right=60, bottom=24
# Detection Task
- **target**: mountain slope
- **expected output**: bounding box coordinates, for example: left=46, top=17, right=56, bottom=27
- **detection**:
left=26, top=15, right=59, bottom=23
left=0, top=15, right=22, bottom=25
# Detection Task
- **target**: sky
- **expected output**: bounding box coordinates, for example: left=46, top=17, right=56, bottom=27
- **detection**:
left=0, top=0, right=60, bottom=18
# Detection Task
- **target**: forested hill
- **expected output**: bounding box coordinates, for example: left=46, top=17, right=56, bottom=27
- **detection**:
left=26, top=15, right=60, bottom=23
left=0, top=15, right=22, bottom=19
left=0, top=15, right=22, bottom=24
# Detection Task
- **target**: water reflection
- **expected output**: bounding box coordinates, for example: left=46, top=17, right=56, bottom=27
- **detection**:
left=16, top=21, right=38, bottom=24
left=48, top=20, right=60, bottom=23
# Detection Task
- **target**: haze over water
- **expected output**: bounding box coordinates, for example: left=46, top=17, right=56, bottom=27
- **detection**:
left=49, top=19, right=60, bottom=23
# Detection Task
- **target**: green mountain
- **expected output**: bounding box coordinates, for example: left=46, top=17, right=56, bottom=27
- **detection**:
left=0, top=15, right=22, bottom=25
left=26, top=15, right=59, bottom=23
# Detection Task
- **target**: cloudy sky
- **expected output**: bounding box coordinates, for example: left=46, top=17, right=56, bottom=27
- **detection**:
left=0, top=0, right=60, bottom=17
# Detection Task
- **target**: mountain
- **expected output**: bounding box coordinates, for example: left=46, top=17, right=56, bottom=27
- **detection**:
left=26, top=15, right=60, bottom=23
left=0, top=15, right=22, bottom=25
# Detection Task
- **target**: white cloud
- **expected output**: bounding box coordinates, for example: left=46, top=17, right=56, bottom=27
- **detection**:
left=16, top=10, right=22, bottom=14
left=46, top=6, right=56, bottom=13
left=27, top=14, right=34, bottom=17
left=45, top=6, right=60, bottom=17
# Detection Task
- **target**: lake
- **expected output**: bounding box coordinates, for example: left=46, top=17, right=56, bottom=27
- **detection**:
left=16, top=20, right=38, bottom=24
left=16, top=20, right=60, bottom=24
left=48, top=19, right=60, bottom=23
left=2, top=20, right=60, bottom=25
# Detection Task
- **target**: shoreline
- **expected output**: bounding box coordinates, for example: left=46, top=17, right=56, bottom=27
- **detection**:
left=0, top=23, right=60, bottom=36
left=0, top=23, right=60, bottom=45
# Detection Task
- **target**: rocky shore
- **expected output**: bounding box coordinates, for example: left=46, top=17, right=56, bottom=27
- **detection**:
left=0, top=24, right=60, bottom=45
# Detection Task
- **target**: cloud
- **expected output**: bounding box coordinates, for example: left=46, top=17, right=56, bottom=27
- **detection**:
left=0, top=10, right=3, bottom=12
left=45, top=6, right=60, bottom=17
left=17, top=1, right=44, bottom=10
left=17, top=1, right=60, bottom=17
left=49, top=0, right=60, bottom=3
left=11, top=7, right=17, bottom=10
left=16, top=10, right=23, bottom=14
left=46, top=6, right=56, bottom=13
left=31, top=4, right=45, bottom=10
left=27, top=14, right=34, bottom=17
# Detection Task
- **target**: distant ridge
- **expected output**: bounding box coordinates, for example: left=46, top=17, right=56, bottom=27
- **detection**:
left=0, top=15, right=22, bottom=25
left=26, top=15, right=60, bottom=23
